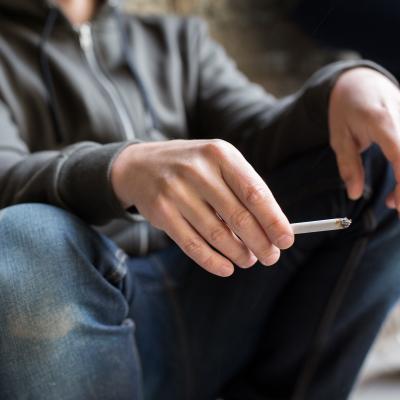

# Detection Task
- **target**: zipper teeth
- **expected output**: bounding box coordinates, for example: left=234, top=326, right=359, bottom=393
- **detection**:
left=78, top=23, right=136, bottom=140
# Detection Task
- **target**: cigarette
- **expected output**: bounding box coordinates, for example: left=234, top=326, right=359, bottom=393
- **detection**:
left=291, top=218, right=352, bottom=234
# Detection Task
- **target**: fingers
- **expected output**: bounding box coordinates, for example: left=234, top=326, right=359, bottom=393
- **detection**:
left=386, top=180, right=400, bottom=212
left=162, top=207, right=235, bottom=278
left=330, top=70, right=400, bottom=210
left=174, top=183, right=257, bottom=268
left=334, top=119, right=400, bottom=211
left=386, top=192, right=395, bottom=209
left=356, top=101, right=400, bottom=211
left=173, top=170, right=281, bottom=266
left=372, top=115, right=400, bottom=211
left=379, top=131, right=400, bottom=213
left=332, top=130, right=365, bottom=200
left=395, top=184, right=400, bottom=212
left=371, top=107, right=400, bottom=175
left=221, top=160, right=294, bottom=250
left=195, top=173, right=283, bottom=266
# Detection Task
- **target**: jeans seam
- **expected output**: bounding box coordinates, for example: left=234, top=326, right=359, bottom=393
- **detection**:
left=291, top=208, right=375, bottom=400
left=104, top=248, right=128, bottom=284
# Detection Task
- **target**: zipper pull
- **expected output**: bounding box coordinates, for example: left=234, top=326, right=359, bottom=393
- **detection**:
left=78, top=24, right=92, bottom=50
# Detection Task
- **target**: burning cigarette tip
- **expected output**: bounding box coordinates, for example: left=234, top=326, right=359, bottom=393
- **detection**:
left=339, top=218, right=352, bottom=229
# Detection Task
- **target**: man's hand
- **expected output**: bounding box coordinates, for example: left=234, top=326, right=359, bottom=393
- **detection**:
left=111, top=139, right=294, bottom=277
left=329, top=67, right=400, bottom=210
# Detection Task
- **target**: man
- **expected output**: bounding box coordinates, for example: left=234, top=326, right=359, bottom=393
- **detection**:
left=1, top=0, right=400, bottom=399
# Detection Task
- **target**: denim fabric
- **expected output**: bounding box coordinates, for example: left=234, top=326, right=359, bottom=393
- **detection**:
left=1, top=146, right=400, bottom=400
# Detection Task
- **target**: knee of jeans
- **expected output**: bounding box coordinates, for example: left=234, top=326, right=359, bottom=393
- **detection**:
left=1, top=202, right=78, bottom=226
left=0, top=204, right=83, bottom=296
left=0, top=204, right=124, bottom=341
left=0, top=202, right=128, bottom=280
left=0, top=202, right=91, bottom=253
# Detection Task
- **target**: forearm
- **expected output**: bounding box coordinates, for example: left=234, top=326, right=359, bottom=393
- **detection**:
left=0, top=141, right=136, bottom=225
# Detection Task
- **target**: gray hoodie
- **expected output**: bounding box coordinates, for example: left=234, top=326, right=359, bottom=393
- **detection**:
left=0, top=0, right=395, bottom=255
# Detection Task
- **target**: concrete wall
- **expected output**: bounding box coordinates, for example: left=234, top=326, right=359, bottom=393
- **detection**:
left=125, top=0, right=353, bottom=96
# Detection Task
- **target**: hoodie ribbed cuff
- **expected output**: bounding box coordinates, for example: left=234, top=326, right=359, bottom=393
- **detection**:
left=57, top=141, right=139, bottom=225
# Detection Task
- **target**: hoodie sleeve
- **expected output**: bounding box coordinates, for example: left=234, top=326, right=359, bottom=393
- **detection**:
left=0, top=101, right=136, bottom=225
left=189, top=19, right=398, bottom=176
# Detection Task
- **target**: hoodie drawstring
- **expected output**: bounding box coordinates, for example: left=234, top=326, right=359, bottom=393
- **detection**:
left=38, top=5, right=160, bottom=144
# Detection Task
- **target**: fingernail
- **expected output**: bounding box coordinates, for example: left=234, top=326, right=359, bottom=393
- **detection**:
left=220, top=264, right=234, bottom=277
left=249, top=253, right=258, bottom=266
left=277, top=234, right=294, bottom=249
left=261, top=251, right=280, bottom=267
left=238, top=253, right=258, bottom=268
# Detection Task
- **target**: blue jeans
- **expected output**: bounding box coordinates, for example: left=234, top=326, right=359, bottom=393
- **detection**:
left=1, top=146, right=400, bottom=400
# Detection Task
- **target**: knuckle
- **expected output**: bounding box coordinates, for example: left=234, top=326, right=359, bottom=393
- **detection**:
left=175, top=160, right=198, bottom=179
left=366, top=105, right=391, bottom=126
left=231, top=208, right=253, bottom=230
left=156, top=174, right=188, bottom=202
left=179, top=161, right=208, bottom=185
left=201, top=254, right=218, bottom=271
left=210, top=225, right=228, bottom=244
left=244, top=183, right=267, bottom=205
left=265, top=217, right=284, bottom=234
left=201, top=139, right=231, bottom=158
left=182, top=237, right=203, bottom=257
left=234, top=252, right=254, bottom=268
left=259, top=247, right=279, bottom=262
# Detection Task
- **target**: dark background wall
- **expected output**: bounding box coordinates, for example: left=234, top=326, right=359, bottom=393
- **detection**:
left=125, top=0, right=358, bottom=96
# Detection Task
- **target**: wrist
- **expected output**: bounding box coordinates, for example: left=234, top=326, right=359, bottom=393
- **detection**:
left=111, top=143, right=138, bottom=209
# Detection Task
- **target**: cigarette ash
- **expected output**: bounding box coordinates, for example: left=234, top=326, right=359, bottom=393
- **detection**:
left=339, top=218, right=352, bottom=229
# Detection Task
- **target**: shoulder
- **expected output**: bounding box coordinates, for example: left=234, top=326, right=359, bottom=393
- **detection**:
left=124, top=12, right=208, bottom=44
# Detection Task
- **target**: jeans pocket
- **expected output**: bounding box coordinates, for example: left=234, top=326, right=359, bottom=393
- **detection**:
left=96, top=234, right=129, bottom=287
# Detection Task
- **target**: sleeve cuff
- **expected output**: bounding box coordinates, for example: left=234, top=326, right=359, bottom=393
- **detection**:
left=57, top=141, right=139, bottom=225
left=303, top=59, right=399, bottom=131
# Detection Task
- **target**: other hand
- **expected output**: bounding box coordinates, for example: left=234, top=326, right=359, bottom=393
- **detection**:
left=329, top=67, right=400, bottom=210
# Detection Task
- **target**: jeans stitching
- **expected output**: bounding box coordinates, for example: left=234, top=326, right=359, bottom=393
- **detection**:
left=291, top=209, right=374, bottom=400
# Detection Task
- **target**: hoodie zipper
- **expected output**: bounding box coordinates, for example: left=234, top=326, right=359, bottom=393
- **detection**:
left=78, top=23, right=136, bottom=140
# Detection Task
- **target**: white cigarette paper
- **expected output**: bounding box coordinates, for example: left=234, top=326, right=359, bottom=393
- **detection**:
left=291, top=218, right=352, bottom=235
